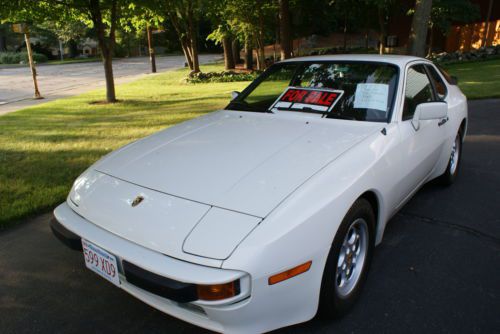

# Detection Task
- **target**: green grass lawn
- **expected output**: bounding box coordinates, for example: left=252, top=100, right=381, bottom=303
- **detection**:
left=0, top=63, right=249, bottom=228
left=444, top=58, right=500, bottom=99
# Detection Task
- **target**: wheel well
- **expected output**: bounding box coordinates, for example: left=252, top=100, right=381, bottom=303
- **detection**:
left=459, top=118, right=467, bottom=140
left=360, top=191, right=379, bottom=229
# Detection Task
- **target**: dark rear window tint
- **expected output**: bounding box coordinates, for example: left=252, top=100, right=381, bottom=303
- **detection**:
left=436, top=65, right=455, bottom=85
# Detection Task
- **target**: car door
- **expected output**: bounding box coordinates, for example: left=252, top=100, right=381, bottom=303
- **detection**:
left=394, top=63, right=448, bottom=206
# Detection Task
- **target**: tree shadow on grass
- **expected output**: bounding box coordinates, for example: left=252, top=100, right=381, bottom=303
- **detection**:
left=0, top=147, right=108, bottom=228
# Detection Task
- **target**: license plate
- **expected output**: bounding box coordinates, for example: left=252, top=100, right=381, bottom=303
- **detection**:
left=82, top=239, right=120, bottom=286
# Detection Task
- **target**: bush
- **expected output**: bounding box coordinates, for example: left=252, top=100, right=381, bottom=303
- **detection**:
left=184, top=70, right=262, bottom=84
left=0, top=52, right=48, bottom=64
left=428, top=45, right=500, bottom=65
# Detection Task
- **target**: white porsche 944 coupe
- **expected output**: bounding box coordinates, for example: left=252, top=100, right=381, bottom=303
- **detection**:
left=52, top=55, right=467, bottom=333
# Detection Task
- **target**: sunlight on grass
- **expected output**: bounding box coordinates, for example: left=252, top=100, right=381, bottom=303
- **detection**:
left=0, top=63, right=250, bottom=227
left=444, top=59, right=500, bottom=99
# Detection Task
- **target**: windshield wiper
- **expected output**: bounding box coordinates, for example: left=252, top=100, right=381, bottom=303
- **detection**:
left=274, top=106, right=323, bottom=114
left=274, top=106, right=357, bottom=120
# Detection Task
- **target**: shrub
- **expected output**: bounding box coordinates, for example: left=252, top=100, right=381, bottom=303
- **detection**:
left=184, top=70, right=262, bottom=84
left=0, top=52, right=48, bottom=64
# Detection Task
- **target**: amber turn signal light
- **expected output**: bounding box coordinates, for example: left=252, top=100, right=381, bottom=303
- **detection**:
left=197, top=280, right=240, bottom=301
left=268, top=261, right=312, bottom=285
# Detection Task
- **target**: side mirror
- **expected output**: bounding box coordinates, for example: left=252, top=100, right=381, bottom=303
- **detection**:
left=450, top=75, right=458, bottom=85
left=231, top=91, right=240, bottom=101
left=411, top=102, right=448, bottom=131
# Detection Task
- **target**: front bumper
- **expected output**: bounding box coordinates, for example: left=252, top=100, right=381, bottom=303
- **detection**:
left=52, top=202, right=252, bottom=332
left=52, top=202, right=322, bottom=333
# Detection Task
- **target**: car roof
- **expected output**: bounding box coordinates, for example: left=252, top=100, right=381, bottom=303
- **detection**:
left=280, top=54, right=428, bottom=67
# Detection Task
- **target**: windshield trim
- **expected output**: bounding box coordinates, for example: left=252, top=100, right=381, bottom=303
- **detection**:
left=226, top=60, right=401, bottom=123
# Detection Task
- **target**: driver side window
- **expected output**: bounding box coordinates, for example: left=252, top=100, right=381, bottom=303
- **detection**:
left=402, top=65, right=434, bottom=121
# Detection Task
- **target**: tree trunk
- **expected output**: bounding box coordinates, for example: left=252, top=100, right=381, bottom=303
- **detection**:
left=343, top=13, right=348, bottom=50
left=181, top=38, right=194, bottom=70
left=279, top=0, right=292, bottom=60
left=378, top=7, right=387, bottom=54
left=222, top=36, right=235, bottom=70
left=103, top=54, right=116, bottom=102
left=427, top=22, right=434, bottom=57
left=232, top=39, right=241, bottom=64
left=256, top=37, right=265, bottom=70
left=257, top=0, right=266, bottom=70
left=408, top=0, right=433, bottom=57
left=190, top=43, right=200, bottom=73
left=482, top=0, right=494, bottom=47
left=146, top=24, right=156, bottom=73
left=244, top=38, right=253, bottom=70
left=169, top=12, right=193, bottom=70
left=187, top=4, right=200, bottom=73
left=89, top=0, right=117, bottom=103
left=0, top=34, right=6, bottom=52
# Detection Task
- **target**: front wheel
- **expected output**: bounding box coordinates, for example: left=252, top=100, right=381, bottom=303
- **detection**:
left=318, top=198, right=375, bottom=318
left=439, top=130, right=463, bottom=185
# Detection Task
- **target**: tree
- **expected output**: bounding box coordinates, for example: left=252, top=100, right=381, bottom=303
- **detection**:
left=408, top=0, right=433, bottom=57
left=362, top=0, right=394, bottom=54
left=278, top=0, right=292, bottom=59
left=127, top=3, right=163, bottom=73
left=37, top=20, right=88, bottom=60
left=86, top=0, right=122, bottom=102
left=0, top=0, right=131, bottom=103
left=163, top=0, right=202, bottom=74
left=205, top=0, right=236, bottom=70
left=222, top=35, right=236, bottom=69
left=223, top=0, right=275, bottom=70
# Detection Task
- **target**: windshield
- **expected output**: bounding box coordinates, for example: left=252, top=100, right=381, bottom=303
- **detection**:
left=226, top=61, right=399, bottom=122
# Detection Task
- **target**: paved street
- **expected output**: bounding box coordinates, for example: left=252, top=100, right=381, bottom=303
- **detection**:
left=0, top=99, right=499, bottom=334
left=0, top=54, right=220, bottom=115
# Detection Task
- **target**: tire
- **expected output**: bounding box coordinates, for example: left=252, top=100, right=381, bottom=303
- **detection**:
left=318, top=198, right=375, bottom=318
left=439, top=130, right=463, bottom=186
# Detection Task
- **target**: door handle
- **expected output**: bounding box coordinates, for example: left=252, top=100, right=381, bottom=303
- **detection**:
left=438, top=117, right=448, bottom=127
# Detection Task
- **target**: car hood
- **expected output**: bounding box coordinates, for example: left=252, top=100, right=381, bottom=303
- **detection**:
left=94, top=110, right=383, bottom=218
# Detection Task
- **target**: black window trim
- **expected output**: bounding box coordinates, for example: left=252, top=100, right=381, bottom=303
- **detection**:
left=401, top=63, right=437, bottom=122
left=227, top=60, right=401, bottom=124
left=424, top=63, right=448, bottom=101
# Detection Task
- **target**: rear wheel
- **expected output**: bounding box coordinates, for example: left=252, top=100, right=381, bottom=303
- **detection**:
left=318, top=198, right=375, bottom=318
left=439, top=130, right=462, bottom=185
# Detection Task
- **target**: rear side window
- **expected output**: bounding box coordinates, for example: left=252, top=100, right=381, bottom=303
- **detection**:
left=436, top=65, right=455, bottom=85
left=426, top=65, right=447, bottom=100
left=402, top=65, right=435, bottom=121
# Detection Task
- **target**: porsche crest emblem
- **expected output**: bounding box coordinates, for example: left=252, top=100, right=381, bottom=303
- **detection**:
left=131, top=196, right=144, bottom=207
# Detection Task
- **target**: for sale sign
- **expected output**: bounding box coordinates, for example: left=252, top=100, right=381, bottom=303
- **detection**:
left=270, top=87, right=344, bottom=113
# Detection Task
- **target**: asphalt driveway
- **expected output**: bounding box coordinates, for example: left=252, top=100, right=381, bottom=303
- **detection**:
left=0, top=99, right=498, bottom=334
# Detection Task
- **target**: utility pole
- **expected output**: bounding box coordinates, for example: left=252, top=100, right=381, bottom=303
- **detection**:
left=13, top=24, right=43, bottom=99
left=24, top=29, right=43, bottom=99
left=146, top=24, right=156, bottom=73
